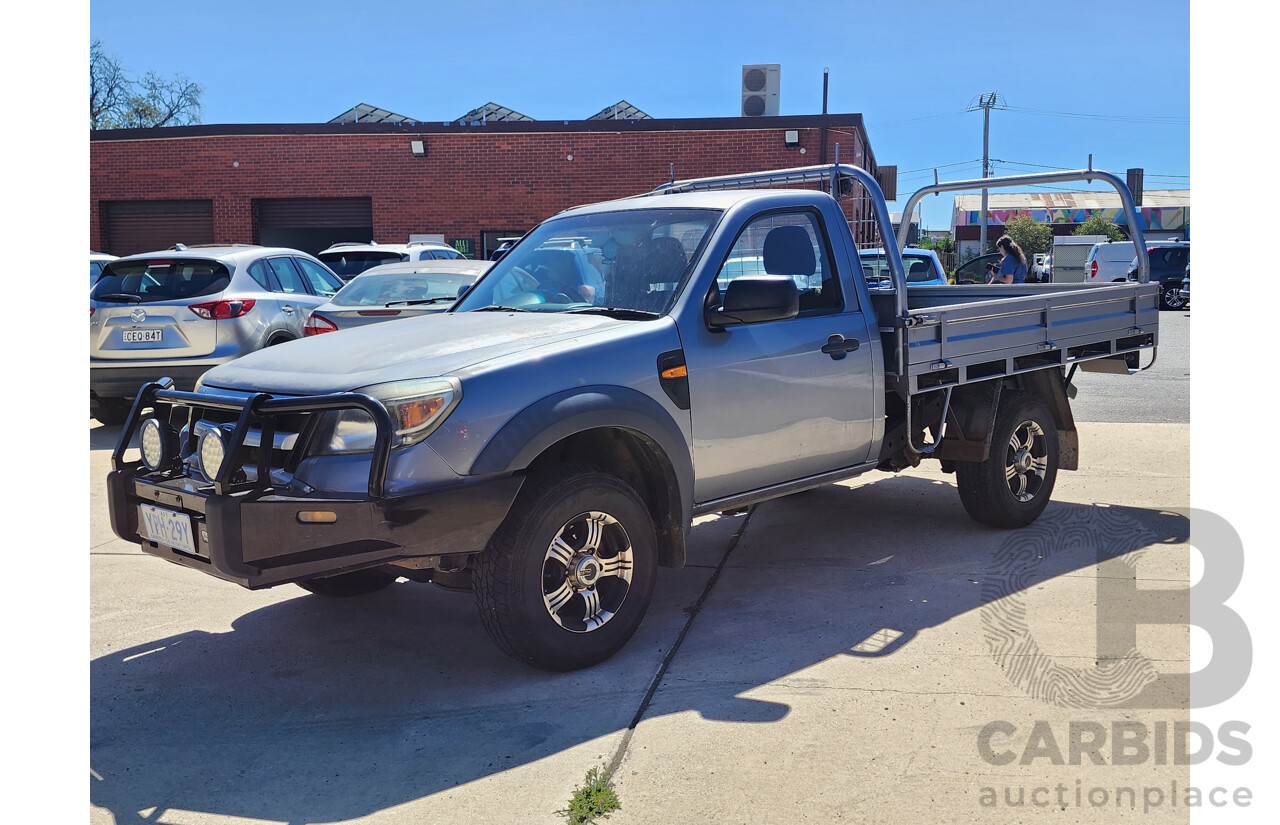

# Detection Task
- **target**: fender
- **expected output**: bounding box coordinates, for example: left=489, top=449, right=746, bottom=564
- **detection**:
left=471, top=384, right=694, bottom=524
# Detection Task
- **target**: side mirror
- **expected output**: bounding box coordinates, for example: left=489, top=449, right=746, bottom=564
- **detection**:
left=707, top=275, right=799, bottom=329
left=457, top=281, right=473, bottom=299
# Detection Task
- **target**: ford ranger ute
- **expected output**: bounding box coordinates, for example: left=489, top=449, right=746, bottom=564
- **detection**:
left=107, top=164, right=1159, bottom=671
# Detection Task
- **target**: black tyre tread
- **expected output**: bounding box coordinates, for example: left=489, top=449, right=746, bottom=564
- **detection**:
left=94, top=399, right=131, bottom=426
left=955, top=392, right=1058, bottom=529
left=297, top=568, right=398, bottom=597
left=473, top=465, right=656, bottom=671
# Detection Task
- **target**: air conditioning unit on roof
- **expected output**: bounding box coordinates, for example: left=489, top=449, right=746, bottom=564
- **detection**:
left=741, top=64, right=780, bottom=117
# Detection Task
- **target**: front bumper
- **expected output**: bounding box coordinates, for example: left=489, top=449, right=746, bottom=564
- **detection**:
left=107, top=379, right=523, bottom=589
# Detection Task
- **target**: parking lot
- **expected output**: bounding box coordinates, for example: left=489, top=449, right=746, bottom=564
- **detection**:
left=90, top=312, right=1191, bottom=825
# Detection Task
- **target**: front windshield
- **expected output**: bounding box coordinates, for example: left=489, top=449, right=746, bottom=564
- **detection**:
left=454, top=207, right=721, bottom=315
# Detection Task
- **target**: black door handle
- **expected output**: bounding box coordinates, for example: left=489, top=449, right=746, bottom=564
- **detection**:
left=821, top=334, right=861, bottom=360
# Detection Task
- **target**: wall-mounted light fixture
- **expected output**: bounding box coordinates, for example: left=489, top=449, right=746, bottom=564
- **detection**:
left=784, top=130, right=800, bottom=148
left=410, top=140, right=426, bottom=158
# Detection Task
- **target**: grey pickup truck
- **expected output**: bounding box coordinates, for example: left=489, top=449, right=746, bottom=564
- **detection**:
left=107, top=164, right=1159, bottom=671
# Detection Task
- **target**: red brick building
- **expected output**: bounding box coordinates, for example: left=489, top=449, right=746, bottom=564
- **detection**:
left=89, top=114, right=888, bottom=259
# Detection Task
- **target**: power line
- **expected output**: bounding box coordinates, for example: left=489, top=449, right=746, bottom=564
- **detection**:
left=899, top=159, right=983, bottom=174
left=864, top=109, right=966, bottom=129
left=1005, top=106, right=1188, bottom=125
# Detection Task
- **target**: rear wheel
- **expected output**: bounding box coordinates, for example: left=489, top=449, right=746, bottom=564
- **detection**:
left=474, top=467, right=657, bottom=671
left=297, top=568, right=398, bottom=597
left=956, top=393, right=1059, bottom=528
left=1160, top=284, right=1187, bottom=311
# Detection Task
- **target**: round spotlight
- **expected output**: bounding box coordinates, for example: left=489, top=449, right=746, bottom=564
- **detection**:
left=139, top=418, right=174, bottom=471
left=199, top=429, right=227, bottom=480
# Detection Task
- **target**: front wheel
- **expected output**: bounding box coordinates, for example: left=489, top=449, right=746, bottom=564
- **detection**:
left=473, top=468, right=657, bottom=671
left=93, top=397, right=131, bottom=426
left=956, top=393, right=1059, bottom=528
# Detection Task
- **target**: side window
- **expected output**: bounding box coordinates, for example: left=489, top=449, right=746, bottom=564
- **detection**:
left=266, top=257, right=306, bottom=294
left=294, top=257, right=343, bottom=297
left=715, top=211, right=843, bottom=313
left=247, top=259, right=277, bottom=291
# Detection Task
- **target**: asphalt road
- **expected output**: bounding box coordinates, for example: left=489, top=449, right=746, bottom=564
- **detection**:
left=1069, top=308, right=1189, bottom=423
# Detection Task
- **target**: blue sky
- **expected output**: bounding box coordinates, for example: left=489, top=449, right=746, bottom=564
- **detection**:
left=86, top=0, right=1191, bottom=230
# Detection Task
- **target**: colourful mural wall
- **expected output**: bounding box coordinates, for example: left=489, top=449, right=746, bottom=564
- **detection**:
left=956, top=207, right=1188, bottom=231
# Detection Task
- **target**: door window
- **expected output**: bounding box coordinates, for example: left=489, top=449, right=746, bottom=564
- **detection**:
left=715, top=211, right=842, bottom=313
left=294, top=257, right=343, bottom=297
left=266, top=257, right=307, bottom=294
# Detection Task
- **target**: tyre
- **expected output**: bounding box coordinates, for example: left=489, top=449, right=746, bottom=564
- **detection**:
left=956, top=393, right=1059, bottom=529
left=473, top=467, right=657, bottom=671
left=297, top=568, right=398, bottom=597
left=93, top=398, right=131, bottom=426
left=1160, top=284, right=1187, bottom=311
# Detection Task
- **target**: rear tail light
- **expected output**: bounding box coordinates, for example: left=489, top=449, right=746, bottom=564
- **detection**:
left=304, top=313, right=338, bottom=336
left=189, top=299, right=256, bottom=319
left=1090, top=260, right=1098, bottom=279
left=90, top=306, right=95, bottom=318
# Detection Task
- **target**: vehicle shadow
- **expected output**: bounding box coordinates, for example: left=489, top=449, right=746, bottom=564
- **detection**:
left=89, top=422, right=122, bottom=452
left=90, top=475, right=1189, bottom=824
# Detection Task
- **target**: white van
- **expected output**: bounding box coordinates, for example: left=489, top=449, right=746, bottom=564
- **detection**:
left=1085, top=241, right=1139, bottom=283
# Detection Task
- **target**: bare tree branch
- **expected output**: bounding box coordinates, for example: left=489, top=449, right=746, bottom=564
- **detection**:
left=89, top=40, right=128, bottom=130
left=90, top=42, right=204, bottom=130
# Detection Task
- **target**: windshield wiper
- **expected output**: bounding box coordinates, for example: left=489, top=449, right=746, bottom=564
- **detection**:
left=471, top=304, right=532, bottom=312
left=566, top=306, right=660, bottom=319
left=94, top=293, right=143, bottom=303
left=384, top=297, right=456, bottom=307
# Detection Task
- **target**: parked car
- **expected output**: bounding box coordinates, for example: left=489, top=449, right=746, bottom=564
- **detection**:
left=1085, top=240, right=1140, bottom=283
left=318, top=241, right=464, bottom=280
left=952, top=252, right=1002, bottom=285
left=860, top=247, right=948, bottom=286
left=304, top=259, right=491, bottom=335
left=1031, top=252, right=1052, bottom=283
left=489, top=237, right=523, bottom=261
left=1126, top=240, right=1190, bottom=311
left=90, top=251, right=117, bottom=287
left=1179, top=264, right=1190, bottom=304
left=89, top=244, right=344, bottom=425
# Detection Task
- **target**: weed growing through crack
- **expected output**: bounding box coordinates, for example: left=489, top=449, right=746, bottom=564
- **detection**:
left=557, top=765, right=620, bottom=824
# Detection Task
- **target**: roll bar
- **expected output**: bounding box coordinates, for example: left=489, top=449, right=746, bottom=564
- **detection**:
left=648, top=162, right=1149, bottom=322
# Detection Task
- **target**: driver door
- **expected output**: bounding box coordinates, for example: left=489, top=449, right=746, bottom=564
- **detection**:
left=683, top=209, right=878, bottom=503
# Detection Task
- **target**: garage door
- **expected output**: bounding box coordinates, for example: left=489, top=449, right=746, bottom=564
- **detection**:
left=103, top=200, right=214, bottom=257
left=256, top=198, right=373, bottom=255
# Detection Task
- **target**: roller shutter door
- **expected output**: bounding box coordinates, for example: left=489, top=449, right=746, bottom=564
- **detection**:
left=256, top=198, right=374, bottom=254
left=103, top=200, right=214, bottom=257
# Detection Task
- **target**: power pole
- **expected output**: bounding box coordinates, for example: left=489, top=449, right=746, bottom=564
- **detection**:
left=967, top=92, right=1006, bottom=252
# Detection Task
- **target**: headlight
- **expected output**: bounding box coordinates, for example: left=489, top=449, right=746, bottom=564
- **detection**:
left=140, top=418, right=179, bottom=471
left=199, top=428, right=227, bottom=479
left=313, top=377, right=462, bottom=454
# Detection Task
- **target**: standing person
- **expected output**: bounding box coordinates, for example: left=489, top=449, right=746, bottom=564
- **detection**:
left=988, top=235, right=1028, bottom=284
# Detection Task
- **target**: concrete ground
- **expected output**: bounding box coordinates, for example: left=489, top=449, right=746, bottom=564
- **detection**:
left=90, top=417, right=1190, bottom=824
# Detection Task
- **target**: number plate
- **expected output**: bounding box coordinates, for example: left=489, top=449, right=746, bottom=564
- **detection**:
left=138, top=504, right=196, bottom=554
left=123, top=329, right=162, bottom=343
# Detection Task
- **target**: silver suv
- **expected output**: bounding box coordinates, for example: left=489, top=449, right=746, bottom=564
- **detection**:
left=89, top=244, right=343, bottom=425
left=317, top=241, right=463, bottom=280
